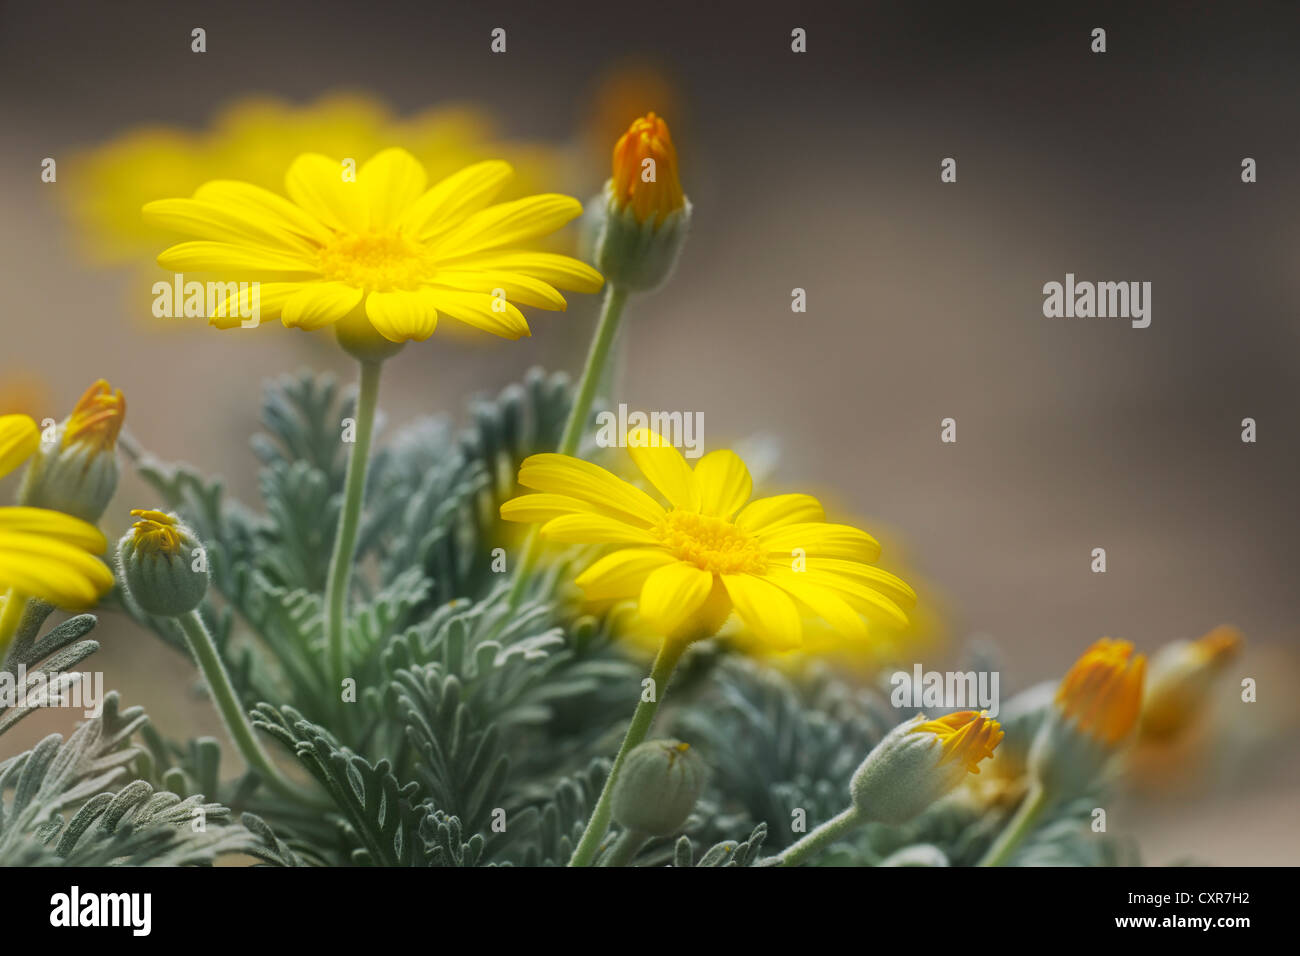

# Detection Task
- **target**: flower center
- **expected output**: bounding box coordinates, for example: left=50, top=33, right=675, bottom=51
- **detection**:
left=317, top=232, right=431, bottom=292
left=658, top=511, right=765, bottom=575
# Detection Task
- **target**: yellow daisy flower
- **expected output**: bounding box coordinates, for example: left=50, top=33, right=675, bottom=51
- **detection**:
left=0, top=414, right=115, bottom=651
left=500, top=428, right=915, bottom=646
left=64, top=94, right=572, bottom=265
left=143, top=147, right=603, bottom=344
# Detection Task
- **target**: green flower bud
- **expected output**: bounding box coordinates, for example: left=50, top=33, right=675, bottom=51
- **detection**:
left=610, top=739, right=707, bottom=836
left=850, top=712, right=1003, bottom=824
left=116, top=509, right=209, bottom=617
left=19, top=380, right=125, bottom=523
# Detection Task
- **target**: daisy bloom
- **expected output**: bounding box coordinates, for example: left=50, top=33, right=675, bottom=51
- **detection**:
left=499, top=428, right=915, bottom=646
left=144, top=147, right=603, bottom=346
left=0, top=414, right=114, bottom=652
left=68, top=94, right=571, bottom=265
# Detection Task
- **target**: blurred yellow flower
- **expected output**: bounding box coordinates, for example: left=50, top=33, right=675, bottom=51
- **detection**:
left=585, top=63, right=681, bottom=165
left=500, top=428, right=915, bottom=646
left=0, top=373, right=53, bottom=420
left=0, top=414, right=38, bottom=477
left=0, top=414, right=114, bottom=651
left=1140, top=625, right=1243, bottom=742
left=144, top=148, right=603, bottom=344
left=62, top=94, right=573, bottom=266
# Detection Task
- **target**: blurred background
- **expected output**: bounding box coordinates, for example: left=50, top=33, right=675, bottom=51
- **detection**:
left=1, top=0, right=1296, bottom=863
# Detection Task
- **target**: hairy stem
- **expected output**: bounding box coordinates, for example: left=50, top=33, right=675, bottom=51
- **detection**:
left=325, top=358, right=382, bottom=688
left=569, top=636, right=683, bottom=867
left=178, top=611, right=318, bottom=805
left=978, top=782, right=1049, bottom=866
left=770, top=806, right=863, bottom=867
left=506, top=284, right=630, bottom=610
left=599, top=827, right=650, bottom=867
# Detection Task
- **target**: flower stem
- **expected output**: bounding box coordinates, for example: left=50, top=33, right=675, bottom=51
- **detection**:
left=177, top=610, right=318, bottom=805
left=599, top=827, right=649, bottom=867
left=978, top=782, right=1049, bottom=867
left=558, top=283, right=629, bottom=456
left=505, top=284, right=630, bottom=611
left=325, top=358, right=382, bottom=688
left=770, top=806, right=864, bottom=867
left=568, top=636, right=684, bottom=867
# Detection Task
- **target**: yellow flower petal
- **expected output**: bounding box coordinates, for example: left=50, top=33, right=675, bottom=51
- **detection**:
left=539, top=513, right=661, bottom=546
left=429, top=271, right=568, bottom=311
left=757, top=522, right=881, bottom=563
left=0, top=506, right=107, bottom=550
left=285, top=152, right=368, bottom=233
left=443, top=251, right=604, bottom=294
left=210, top=282, right=306, bottom=329
left=639, top=561, right=714, bottom=635
left=281, top=282, right=364, bottom=331
left=142, top=198, right=318, bottom=256
left=693, top=450, right=752, bottom=519
left=721, top=573, right=801, bottom=649
left=157, top=240, right=318, bottom=274
left=517, top=454, right=666, bottom=526
left=500, top=492, right=642, bottom=525
left=193, top=180, right=335, bottom=244
left=0, top=507, right=113, bottom=607
left=432, top=194, right=584, bottom=258
left=575, top=548, right=676, bottom=601
left=361, top=148, right=428, bottom=230
left=735, top=493, right=825, bottom=533
left=802, top=557, right=918, bottom=609
left=766, top=568, right=870, bottom=639
left=626, top=428, right=700, bottom=511
left=426, top=290, right=530, bottom=339
left=0, top=414, right=38, bottom=479
left=365, top=289, right=438, bottom=342
left=398, top=160, right=514, bottom=241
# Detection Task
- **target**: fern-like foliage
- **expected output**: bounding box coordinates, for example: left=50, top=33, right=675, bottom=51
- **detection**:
left=0, top=366, right=1130, bottom=868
